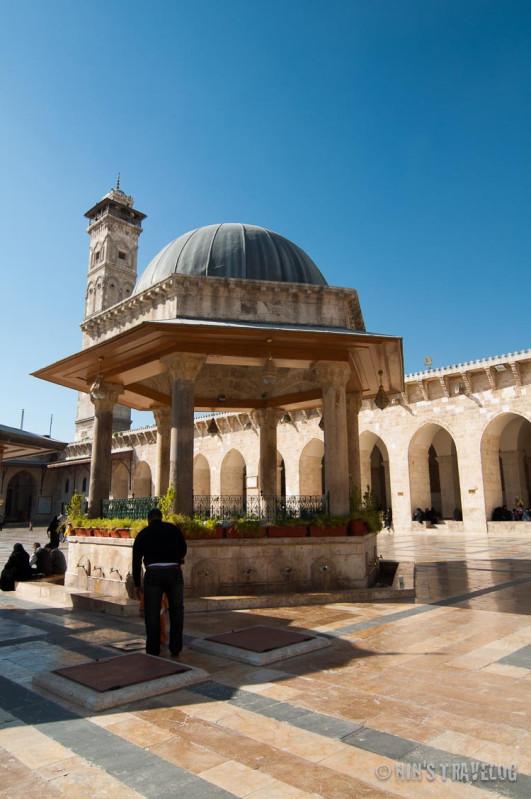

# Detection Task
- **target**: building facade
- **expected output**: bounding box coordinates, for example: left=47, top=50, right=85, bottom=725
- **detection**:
left=2, top=187, right=529, bottom=530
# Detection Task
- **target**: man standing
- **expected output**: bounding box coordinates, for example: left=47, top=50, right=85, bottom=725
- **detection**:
left=132, top=508, right=187, bottom=657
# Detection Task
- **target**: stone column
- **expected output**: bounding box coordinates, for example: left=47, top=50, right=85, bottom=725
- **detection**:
left=153, top=407, right=171, bottom=497
left=346, top=391, right=362, bottom=497
left=314, top=362, right=351, bottom=516
left=252, top=408, right=283, bottom=518
left=87, top=381, right=121, bottom=518
left=162, top=354, right=205, bottom=516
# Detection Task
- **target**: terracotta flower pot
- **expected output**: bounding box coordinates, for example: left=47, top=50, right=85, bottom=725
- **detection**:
left=309, top=525, right=347, bottom=537
left=226, top=527, right=264, bottom=539
left=349, top=519, right=369, bottom=536
left=114, top=528, right=131, bottom=538
left=214, top=526, right=225, bottom=539
left=267, top=525, right=308, bottom=538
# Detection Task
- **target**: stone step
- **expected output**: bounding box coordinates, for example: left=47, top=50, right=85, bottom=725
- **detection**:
left=14, top=579, right=80, bottom=607
left=68, top=592, right=140, bottom=617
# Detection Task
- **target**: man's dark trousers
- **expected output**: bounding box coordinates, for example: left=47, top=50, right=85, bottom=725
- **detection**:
left=143, top=566, right=183, bottom=656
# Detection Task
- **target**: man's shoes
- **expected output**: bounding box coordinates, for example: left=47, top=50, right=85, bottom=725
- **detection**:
left=170, top=650, right=181, bottom=658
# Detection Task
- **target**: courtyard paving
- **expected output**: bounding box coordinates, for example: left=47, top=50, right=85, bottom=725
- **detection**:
left=0, top=527, right=530, bottom=798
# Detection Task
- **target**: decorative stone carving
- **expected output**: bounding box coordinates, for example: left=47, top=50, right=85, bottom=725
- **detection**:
left=161, top=353, right=206, bottom=383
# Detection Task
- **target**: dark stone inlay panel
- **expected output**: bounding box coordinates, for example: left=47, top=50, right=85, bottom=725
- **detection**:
left=54, top=653, right=189, bottom=692
left=207, top=625, right=313, bottom=652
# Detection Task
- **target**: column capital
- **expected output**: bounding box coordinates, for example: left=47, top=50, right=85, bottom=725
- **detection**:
left=89, top=379, right=121, bottom=412
left=153, top=406, right=171, bottom=431
left=313, top=361, right=351, bottom=391
left=161, top=353, right=205, bottom=382
left=251, top=407, right=284, bottom=428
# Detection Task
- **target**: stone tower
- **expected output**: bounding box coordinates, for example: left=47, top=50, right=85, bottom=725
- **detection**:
left=75, top=181, right=146, bottom=440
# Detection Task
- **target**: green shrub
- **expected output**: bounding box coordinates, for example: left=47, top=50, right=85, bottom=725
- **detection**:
left=158, top=486, right=175, bottom=519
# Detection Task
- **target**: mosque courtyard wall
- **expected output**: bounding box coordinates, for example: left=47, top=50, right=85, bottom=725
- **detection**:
left=7, top=348, right=528, bottom=533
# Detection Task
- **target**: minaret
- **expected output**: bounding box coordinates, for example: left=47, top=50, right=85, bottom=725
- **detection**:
left=74, top=180, right=147, bottom=440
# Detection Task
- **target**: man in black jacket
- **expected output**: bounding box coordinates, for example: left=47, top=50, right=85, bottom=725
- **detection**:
left=132, top=508, right=187, bottom=657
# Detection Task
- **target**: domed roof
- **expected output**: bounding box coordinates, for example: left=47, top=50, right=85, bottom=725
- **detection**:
left=133, top=223, right=327, bottom=294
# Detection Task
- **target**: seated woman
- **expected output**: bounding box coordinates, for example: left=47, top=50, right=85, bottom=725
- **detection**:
left=0, top=543, right=32, bottom=591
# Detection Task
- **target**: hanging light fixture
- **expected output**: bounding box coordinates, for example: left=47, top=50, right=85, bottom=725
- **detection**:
left=262, top=353, right=276, bottom=384
left=207, top=418, right=219, bottom=436
left=374, top=370, right=390, bottom=410
left=281, top=412, right=292, bottom=424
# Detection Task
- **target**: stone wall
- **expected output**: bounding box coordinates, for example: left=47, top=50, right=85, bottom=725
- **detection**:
left=65, top=534, right=379, bottom=598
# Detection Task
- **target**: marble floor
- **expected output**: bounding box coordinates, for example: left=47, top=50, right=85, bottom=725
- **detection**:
left=0, top=527, right=530, bottom=798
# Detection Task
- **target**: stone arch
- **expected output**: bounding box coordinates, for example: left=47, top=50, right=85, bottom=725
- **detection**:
left=220, top=449, right=246, bottom=497
left=132, top=460, right=152, bottom=498
left=408, top=423, right=462, bottom=519
left=299, top=439, right=324, bottom=495
left=194, top=454, right=211, bottom=496
left=481, top=412, right=531, bottom=518
left=277, top=450, right=286, bottom=497
left=112, top=462, right=130, bottom=499
left=5, top=470, right=35, bottom=522
left=359, top=431, right=391, bottom=510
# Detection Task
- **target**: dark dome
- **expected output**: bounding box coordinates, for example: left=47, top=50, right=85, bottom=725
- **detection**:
left=133, top=223, right=327, bottom=294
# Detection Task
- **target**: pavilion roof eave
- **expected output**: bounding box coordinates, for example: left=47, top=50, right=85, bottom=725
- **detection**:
left=32, top=318, right=404, bottom=412
left=0, top=423, right=67, bottom=460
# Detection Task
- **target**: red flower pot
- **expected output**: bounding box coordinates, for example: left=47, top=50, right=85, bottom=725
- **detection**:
left=309, top=525, right=347, bottom=537
left=267, top=525, right=308, bottom=538
left=214, top=526, right=225, bottom=539
left=349, top=519, right=368, bottom=536
left=114, top=528, right=131, bottom=538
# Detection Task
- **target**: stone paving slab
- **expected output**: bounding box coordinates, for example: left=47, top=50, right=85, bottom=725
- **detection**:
left=34, top=660, right=209, bottom=711
left=191, top=630, right=330, bottom=665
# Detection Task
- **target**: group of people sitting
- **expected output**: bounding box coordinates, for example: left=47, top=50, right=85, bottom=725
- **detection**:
left=0, top=541, right=66, bottom=591
left=412, top=507, right=440, bottom=525
left=492, top=504, right=531, bottom=521
left=0, top=514, right=67, bottom=592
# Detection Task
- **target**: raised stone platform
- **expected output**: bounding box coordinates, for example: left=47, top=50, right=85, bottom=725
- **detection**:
left=191, top=624, right=331, bottom=665
left=65, top=533, right=379, bottom=599
left=33, top=652, right=208, bottom=711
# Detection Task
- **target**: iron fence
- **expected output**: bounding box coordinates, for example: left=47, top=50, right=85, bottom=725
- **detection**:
left=193, top=494, right=327, bottom=521
left=102, top=496, right=159, bottom=520
left=102, top=494, right=327, bottom=521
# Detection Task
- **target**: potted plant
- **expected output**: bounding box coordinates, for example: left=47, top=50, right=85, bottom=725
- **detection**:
left=169, top=515, right=224, bottom=540
left=348, top=485, right=382, bottom=536
left=267, top=519, right=308, bottom=537
left=226, top=517, right=265, bottom=538
left=309, top=516, right=348, bottom=537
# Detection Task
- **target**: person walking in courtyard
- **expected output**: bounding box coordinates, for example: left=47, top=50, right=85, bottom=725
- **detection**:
left=132, top=508, right=187, bottom=657
left=47, top=514, right=61, bottom=548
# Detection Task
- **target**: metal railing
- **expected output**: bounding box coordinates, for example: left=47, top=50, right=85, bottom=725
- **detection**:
left=102, top=496, right=159, bottom=519
left=193, top=494, right=327, bottom=521
left=101, top=494, right=327, bottom=521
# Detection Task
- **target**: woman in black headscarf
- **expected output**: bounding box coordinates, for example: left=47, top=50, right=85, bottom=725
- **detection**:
left=0, top=543, right=32, bottom=591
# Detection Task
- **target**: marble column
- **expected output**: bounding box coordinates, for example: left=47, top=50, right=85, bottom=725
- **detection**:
left=153, top=407, right=171, bottom=497
left=87, top=381, right=121, bottom=518
left=252, top=408, right=283, bottom=518
left=314, top=362, right=351, bottom=516
left=346, top=391, right=362, bottom=497
left=162, top=354, right=205, bottom=516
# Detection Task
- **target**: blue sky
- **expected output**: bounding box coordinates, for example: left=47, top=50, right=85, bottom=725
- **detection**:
left=1, top=0, right=530, bottom=441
